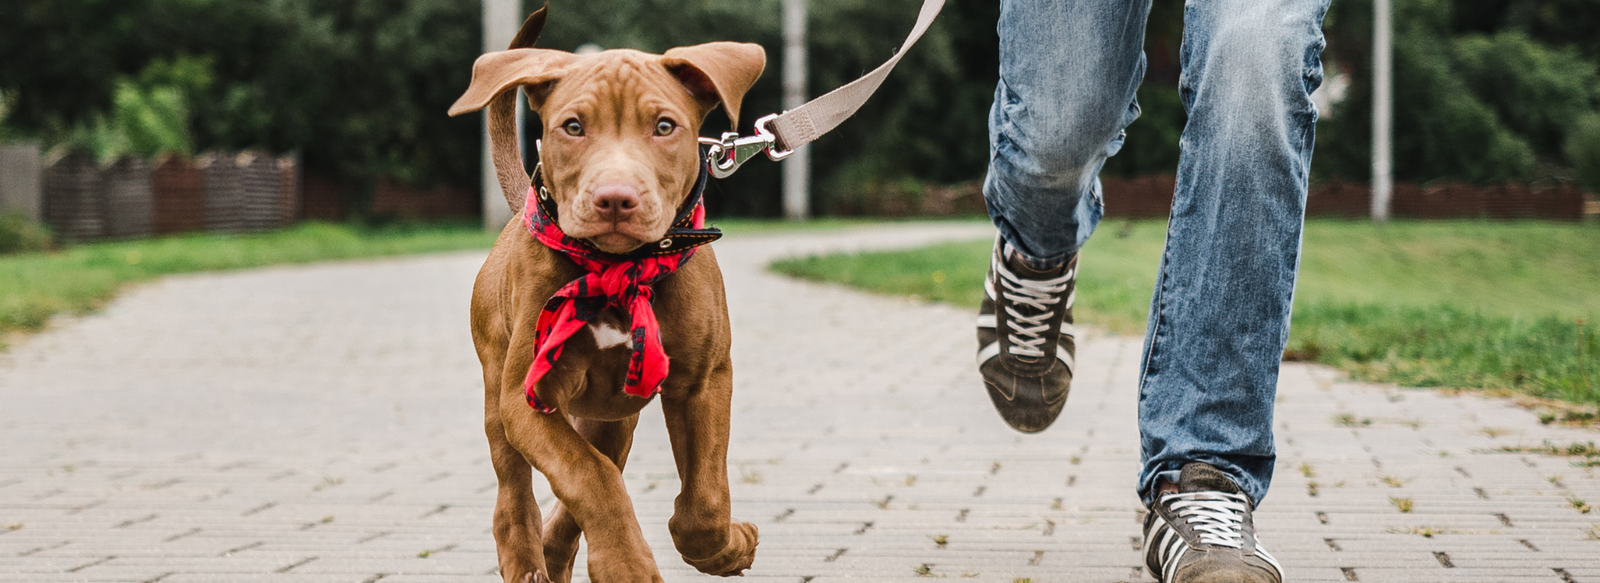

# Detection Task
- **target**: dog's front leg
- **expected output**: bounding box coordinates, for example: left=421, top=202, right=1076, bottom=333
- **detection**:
left=480, top=338, right=548, bottom=583
left=539, top=416, right=639, bottom=583
left=499, top=394, right=662, bottom=583
left=662, top=363, right=759, bottom=576
left=487, top=404, right=547, bottom=583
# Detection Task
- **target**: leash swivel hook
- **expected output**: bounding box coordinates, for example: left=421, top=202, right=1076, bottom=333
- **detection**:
left=698, top=114, right=794, bottom=179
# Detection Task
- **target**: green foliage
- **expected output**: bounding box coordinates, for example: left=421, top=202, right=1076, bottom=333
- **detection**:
left=1567, top=113, right=1600, bottom=193
left=49, top=114, right=121, bottom=162
left=111, top=56, right=233, bottom=159
left=772, top=219, right=1600, bottom=405
left=1453, top=0, right=1600, bottom=61
left=0, top=212, right=53, bottom=255
left=1320, top=0, right=1532, bottom=183
left=47, top=74, right=194, bottom=161
left=0, top=0, right=481, bottom=212
left=1454, top=32, right=1600, bottom=161
left=1394, top=28, right=1537, bottom=183
left=112, top=81, right=192, bottom=158
left=1318, top=0, right=1600, bottom=185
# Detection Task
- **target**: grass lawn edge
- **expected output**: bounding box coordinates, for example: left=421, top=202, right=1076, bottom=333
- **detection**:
left=768, top=221, right=1600, bottom=417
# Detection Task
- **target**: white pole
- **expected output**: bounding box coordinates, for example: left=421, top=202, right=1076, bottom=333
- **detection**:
left=482, top=0, right=519, bottom=230
left=782, top=0, right=810, bottom=220
left=1371, top=0, right=1392, bottom=223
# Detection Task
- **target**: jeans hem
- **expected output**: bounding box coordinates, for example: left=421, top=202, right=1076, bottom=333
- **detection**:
left=996, top=231, right=1078, bottom=269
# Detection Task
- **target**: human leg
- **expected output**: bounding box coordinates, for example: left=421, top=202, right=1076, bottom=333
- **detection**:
left=1137, top=0, right=1330, bottom=579
left=984, top=0, right=1153, bottom=264
left=979, top=0, right=1152, bottom=433
left=1136, top=0, right=1330, bottom=507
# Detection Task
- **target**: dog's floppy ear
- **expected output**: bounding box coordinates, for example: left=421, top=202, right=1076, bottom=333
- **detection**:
left=661, top=42, right=767, bottom=127
left=448, top=48, right=576, bottom=116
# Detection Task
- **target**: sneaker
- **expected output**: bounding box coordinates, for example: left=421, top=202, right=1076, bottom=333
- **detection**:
left=1143, top=463, right=1283, bottom=583
left=976, top=237, right=1076, bottom=433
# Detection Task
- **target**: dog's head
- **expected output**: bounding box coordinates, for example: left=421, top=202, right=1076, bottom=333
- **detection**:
left=450, top=31, right=764, bottom=254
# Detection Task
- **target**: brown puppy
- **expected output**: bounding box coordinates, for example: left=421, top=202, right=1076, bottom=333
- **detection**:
left=447, top=9, right=765, bottom=583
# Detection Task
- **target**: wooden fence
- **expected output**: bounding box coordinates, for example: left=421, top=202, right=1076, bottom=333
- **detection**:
left=40, top=151, right=300, bottom=241
left=1101, top=176, right=1591, bottom=221
left=299, top=175, right=477, bottom=222
left=829, top=176, right=1593, bottom=221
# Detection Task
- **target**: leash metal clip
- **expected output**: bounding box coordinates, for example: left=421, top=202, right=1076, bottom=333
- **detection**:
left=699, top=113, right=794, bottom=179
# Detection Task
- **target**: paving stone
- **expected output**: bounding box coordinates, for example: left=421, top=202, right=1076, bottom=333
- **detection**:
left=2, top=223, right=1597, bottom=582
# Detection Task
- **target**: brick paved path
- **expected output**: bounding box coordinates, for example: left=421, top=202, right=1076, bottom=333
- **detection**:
left=1, top=223, right=1596, bottom=583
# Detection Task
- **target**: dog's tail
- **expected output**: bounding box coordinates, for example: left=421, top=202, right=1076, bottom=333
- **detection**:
left=449, top=4, right=551, bottom=215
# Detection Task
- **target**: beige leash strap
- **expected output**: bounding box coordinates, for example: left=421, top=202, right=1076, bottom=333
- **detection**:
left=700, top=0, right=946, bottom=178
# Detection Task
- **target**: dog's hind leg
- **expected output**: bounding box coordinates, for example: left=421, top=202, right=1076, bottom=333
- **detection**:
left=540, top=415, right=639, bottom=583
left=486, top=391, right=548, bottom=583
left=662, top=364, right=760, bottom=576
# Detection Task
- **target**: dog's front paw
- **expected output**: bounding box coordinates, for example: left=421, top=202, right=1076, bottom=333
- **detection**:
left=501, top=564, right=546, bottom=583
left=682, top=520, right=759, bottom=576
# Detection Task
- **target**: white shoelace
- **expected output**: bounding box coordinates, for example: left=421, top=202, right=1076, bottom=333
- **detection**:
left=993, top=256, right=1074, bottom=358
left=1164, top=491, right=1252, bottom=549
left=1145, top=489, right=1283, bottom=582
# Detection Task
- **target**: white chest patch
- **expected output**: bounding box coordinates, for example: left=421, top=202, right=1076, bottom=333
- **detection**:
left=589, top=321, right=633, bottom=350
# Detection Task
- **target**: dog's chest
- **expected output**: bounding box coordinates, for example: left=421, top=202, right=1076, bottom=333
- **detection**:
left=587, top=320, right=632, bottom=350
left=578, top=308, right=638, bottom=357
left=559, top=308, right=656, bottom=419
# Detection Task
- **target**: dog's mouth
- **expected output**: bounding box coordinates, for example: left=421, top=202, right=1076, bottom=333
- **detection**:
left=563, top=216, right=666, bottom=254
left=582, top=228, right=648, bottom=254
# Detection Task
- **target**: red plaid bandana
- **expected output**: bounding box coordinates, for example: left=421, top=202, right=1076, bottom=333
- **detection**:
left=520, top=160, right=721, bottom=413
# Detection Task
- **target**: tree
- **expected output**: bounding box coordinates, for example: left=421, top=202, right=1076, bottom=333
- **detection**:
left=1317, top=0, right=1600, bottom=185
left=1569, top=113, right=1600, bottom=193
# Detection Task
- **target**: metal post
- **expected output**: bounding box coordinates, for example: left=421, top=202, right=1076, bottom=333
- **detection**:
left=482, top=0, right=520, bottom=230
left=782, top=0, right=810, bottom=220
left=1370, top=0, right=1392, bottom=223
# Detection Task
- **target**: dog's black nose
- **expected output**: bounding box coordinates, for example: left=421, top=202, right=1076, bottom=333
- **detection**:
left=592, top=185, right=640, bottom=221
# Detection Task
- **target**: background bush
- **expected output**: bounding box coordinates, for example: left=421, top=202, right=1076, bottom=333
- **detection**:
left=0, top=213, right=53, bottom=255
left=1569, top=113, right=1600, bottom=194
left=1315, top=0, right=1600, bottom=185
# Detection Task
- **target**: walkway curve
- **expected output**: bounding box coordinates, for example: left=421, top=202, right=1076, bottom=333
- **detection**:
left=1, top=222, right=1596, bottom=583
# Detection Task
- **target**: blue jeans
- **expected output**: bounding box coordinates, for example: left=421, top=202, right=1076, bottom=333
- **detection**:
left=983, top=0, right=1330, bottom=506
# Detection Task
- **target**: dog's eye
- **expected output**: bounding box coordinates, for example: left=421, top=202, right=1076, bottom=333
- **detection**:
left=655, top=119, right=676, bottom=136
left=562, top=119, right=583, bottom=137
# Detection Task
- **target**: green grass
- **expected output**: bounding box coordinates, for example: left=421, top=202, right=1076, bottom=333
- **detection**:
left=771, top=220, right=1600, bottom=406
left=0, top=222, right=501, bottom=338
left=0, top=216, right=865, bottom=344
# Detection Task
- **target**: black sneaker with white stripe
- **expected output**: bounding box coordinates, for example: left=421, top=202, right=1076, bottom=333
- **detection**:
left=976, top=237, right=1076, bottom=433
left=1143, top=463, right=1283, bottom=583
